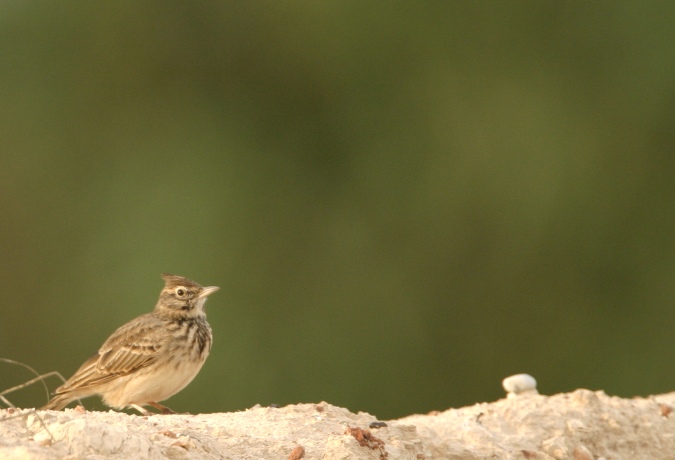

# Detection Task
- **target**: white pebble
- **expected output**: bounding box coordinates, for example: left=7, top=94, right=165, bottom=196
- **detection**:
left=502, top=373, right=538, bottom=396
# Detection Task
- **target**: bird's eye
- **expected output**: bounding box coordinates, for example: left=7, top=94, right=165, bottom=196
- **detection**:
left=176, top=288, right=186, bottom=297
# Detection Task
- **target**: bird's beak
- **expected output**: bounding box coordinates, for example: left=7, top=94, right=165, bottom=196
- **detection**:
left=199, top=286, right=220, bottom=298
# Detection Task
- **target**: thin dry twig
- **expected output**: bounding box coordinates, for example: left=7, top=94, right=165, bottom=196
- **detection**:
left=0, top=358, right=67, bottom=406
left=0, top=357, right=72, bottom=443
left=1, top=371, right=66, bottom=405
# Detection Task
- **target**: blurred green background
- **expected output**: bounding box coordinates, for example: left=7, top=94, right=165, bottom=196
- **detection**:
left=1, top=2, right=673, bottom=419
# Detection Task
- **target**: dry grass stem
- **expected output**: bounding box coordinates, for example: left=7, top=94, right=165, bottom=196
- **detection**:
left=0, top=357, right=74, bottom=443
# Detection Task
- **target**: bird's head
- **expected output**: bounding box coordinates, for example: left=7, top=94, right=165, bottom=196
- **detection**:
left=155, top=273, right=219, bottom=319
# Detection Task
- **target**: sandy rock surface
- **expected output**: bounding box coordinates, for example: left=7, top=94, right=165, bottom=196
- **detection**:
left=401, top=389, right=675, bottom=460
left=1, top=390, right=674, bottom=459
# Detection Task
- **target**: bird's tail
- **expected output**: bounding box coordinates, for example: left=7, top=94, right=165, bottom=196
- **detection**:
left=40, top=393, right=75, bottom=411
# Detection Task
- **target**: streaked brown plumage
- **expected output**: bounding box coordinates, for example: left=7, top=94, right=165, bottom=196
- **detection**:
left=41, top=273, right=218, bottom=415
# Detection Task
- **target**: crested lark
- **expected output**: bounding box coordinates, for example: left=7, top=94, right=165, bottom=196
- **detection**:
left=41, top=273, right=219, bottom=415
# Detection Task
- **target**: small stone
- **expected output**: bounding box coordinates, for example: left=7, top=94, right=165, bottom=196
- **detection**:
left=502, top=373, right=538, bottom=396
left=369, top=421, right=387, bottom=429
left=288, top=445, right=305, bottom=460
left=573, top=445, right=593, bottom=460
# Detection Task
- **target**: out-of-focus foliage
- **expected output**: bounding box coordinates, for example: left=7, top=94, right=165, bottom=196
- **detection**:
left=0, top=2, right=673, bottom=418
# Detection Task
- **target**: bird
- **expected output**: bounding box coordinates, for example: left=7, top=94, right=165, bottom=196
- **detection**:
left=40, top=273, right=219, bottom=415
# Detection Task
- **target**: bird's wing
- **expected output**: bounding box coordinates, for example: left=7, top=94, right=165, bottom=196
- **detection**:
left=55, top=313, right=166, bottom=393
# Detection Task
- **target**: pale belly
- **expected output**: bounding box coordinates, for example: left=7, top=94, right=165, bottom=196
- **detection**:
left=101, top=355, right=208, bottom=408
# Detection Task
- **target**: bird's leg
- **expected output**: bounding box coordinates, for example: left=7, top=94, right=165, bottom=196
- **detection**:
left=147, top=401, right=176, bottom=414
left=130, top=404, right=153, bottom=416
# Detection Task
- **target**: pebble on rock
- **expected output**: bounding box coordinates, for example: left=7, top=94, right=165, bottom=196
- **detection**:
left=502, top=373, right=538, bottom=397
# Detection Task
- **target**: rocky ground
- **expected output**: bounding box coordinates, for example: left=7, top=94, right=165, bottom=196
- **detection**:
left=1, top=389, right=674, bottom=459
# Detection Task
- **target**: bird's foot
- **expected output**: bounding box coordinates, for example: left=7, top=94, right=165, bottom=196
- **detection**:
left=148, top=401, right=176, bottom=414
